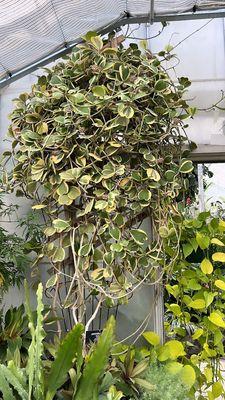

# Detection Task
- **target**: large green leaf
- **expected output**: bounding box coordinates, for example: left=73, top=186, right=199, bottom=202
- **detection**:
left=74, top=316, right=115, bottom=400
left=46, top=324, right=84, bottom=400
left=0, top=366, right=14, bottom=400
left=0, top=364, right=29, bottom=400
left=130, top=229, right=148, bottom=245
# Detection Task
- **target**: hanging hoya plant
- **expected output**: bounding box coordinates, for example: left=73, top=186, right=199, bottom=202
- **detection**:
left=2, top=32, right=195, bottom=328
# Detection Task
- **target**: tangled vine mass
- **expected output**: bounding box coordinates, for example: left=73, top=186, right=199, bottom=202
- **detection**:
left=3, top=33, right=195, bottom=326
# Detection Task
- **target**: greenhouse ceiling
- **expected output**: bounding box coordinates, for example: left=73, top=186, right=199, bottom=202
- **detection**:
left=1, top=0, right=225, bottom=88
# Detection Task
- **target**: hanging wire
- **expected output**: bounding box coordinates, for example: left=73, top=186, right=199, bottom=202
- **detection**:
left=49, top=0, right=67, bottom=45
left=124, top=23, right=166, bottom=40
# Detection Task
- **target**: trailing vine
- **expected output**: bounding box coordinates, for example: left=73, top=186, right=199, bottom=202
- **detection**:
left=163, top=212, right=225, bottom=398
left=2, top=32, right=195, bottom=333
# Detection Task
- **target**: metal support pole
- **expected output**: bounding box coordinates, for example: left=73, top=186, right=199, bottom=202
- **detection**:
left=150, top=0, right=155, bottom=24
left=198, top=163, right=205, bottom=212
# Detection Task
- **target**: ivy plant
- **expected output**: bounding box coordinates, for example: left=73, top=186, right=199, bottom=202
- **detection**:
left=162, top=211, right=225, bottom=399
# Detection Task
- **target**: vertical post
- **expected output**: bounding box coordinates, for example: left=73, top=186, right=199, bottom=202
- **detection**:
left=150, top=0, right=155, bottom=24
left=198, top=163, right=205, bottom=212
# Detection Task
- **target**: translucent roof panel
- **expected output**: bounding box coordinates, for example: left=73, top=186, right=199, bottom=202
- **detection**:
left=1, top=0, right=225, bottom=85
left=129, top=1, right=225, bottom=15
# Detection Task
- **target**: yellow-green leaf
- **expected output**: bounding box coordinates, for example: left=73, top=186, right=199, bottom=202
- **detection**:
left=142, top=331, right=160, bottom=346
left=68, top=186, right=81, bottom=200
left=200, top=258, right=213, bottom=275
left=196, top=232, right=210, bottom=250
left=158, top=340, right=185, bottom=361
left=208, top=312, right=225, bottom=328
left=166, top=361, right=183, bottom=375
left=212, top=381, right=223, bottom=398
left=146, top=168, right=160, bottom=182
left=211, top=238, right=225, bottom=246
left=212, top=252, right=225, bottom=262
left=192, top=328, right=204, bottom=340
left=188, top=299, right=206, bottom=309
left=52, top=247, right=65, bottom=263
left=32, top=204, right=47, bottom=210
left=180, top=365, right=196, bottom=388
left=215, top=279, right=225, bottom=291
left=204, top=366, right=213, bottom=382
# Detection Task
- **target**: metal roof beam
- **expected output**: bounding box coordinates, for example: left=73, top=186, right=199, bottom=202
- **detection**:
left=1, top=8, right=225, bottom=89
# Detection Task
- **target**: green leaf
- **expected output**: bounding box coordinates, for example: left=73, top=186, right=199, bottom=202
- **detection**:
left=107, top=386, right=123, bottom=400
left=119, top=65, right=130, bottom=81
left=60, top=168, right=82, bottom=181
left=211, top=238, right=225, bottom=246
left=159, top=226, right=169, bottom=238
left=46, top=274, right=58, bottom=289
left=32, top=204, right=46, bottom=210
left=25, top=113, right=41, bottom=123
left=212, top=381, right=223, bottom=398
left=146, top=168, right=160, bottom=181
left=79, top=174, right=91, bottom=185
left=166, top=362, right=183, bottom=375
left=130, top=229, right=148, bottom=245
left=215, top=279, right=225, bottom=290
left=118, top=104, right=134, bottom=119
left=50, top=75, right=63, bottom=85
left=95, top=200, right=108, bottom=210
left=0, top=364, right=28, bottom=400
left=200, top=258, right=213, bottom=275
left=75, top=316, right=115, bottom=400
left=138, top=189, right=151, bottom=201
left=53, top=219, right=70, bottom=233
left=77, top=199, right=94, bottom=217
left=109, top=227, right=121, bottom=241
left=212, top=252, right=225, bottom=262
left=103, top=252, right=114, bottom=265
left=73, top=105, right=90, bottom=116
left=78, top=244, right=92, bottom=257
left=58, top=194, right=73, bottom=205
left=192, top=328, right=204, bottom=340
left=92, top=85, right=106, bottom=98
left=169, top=304, right=182, bottom=316
left=68, top=186, right=81, bottom=200
left=90, top=35, right=103, bottom=50
left=183, top=243, right=193, bottom=258
left=165, top=170, right=176, bottom=182
left=196, top=232, right=210, bottom=250
left=57, top=182, right=69, bottom=196
left=0, top=367, right=14, bottom=400
left=134, top=377, right=155, bottom=391
left=46, top=324, right=84, bottom=400
left=142, top=331, right=160, bottom=346
left=154, top=80, right=169, bottom=91
left=180, top=365, right=196, bottom=388
left=204, top=292, right=215, bottom=308
left=179, top=159, right=194, bottom=174
left=188, top=299, right=206, bottom=309
left=110, top=243, right=123, bottom=252
left=52, top=247, right=65, bottom=262
left=158, top=340, right=185, bottom=361
left=54, top=116, right=67, bottom=124
left=208, top=312, right=225, bottom=328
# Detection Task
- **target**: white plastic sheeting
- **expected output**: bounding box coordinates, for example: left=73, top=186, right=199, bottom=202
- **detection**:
left=1, top=0, right=225, bottom=84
